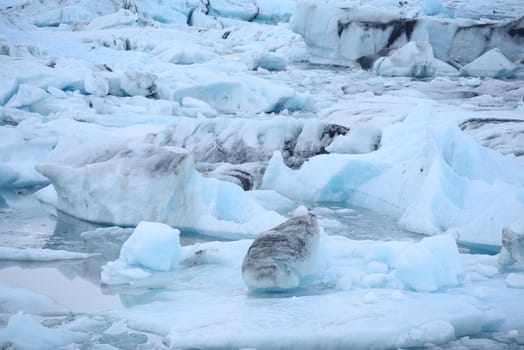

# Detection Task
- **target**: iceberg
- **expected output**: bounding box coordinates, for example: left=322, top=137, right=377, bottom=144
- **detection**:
left=36, top=141, right=285, bottom=237
left=241, top=213, right=323, bottom=291
left=366, top=234, right=463, bottom=292
left=291, top=2, right=524, bottom=71
left=119, top=221, right=181, bottom=272
left=101, top=221, right=181, bottom=285
left=373, top=41, right=436, bottom=78
left=460, top=48, right=517, bottom=78
left=262, top=104, right=524, bottom=246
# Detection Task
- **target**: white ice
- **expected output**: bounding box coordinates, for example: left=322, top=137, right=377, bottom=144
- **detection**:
left=0, top=247, right=93, bottom=261
left=460, top=48, right=517, bottom=79
left=374, top=41, right=436, bottom=78
left=36, top=141, right=285, bottom=237
left=262, top=103, right=524, bottom=247
left=1, top=0, right=524, bottom=348
left=0, top=313, right=81, bottom=350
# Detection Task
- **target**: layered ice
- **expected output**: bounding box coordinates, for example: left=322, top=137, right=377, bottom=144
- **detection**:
left=241, top=213, right=323, bottom=291
left=36, top=141, right=285, bottom=237
left=263, top=104, right=524, bottom=246
left=291, top=2, right=524, bottom=72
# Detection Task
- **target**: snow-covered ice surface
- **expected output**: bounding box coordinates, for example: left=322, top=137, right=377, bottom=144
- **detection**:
left=1, top=0, right=524, bottom=349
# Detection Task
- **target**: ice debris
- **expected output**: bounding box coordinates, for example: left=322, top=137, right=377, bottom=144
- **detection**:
left=498, top=219, right=524, bottom=270
left=0, top=312, right=81, bottom=350
left=101, top=221, right=181, bottom=285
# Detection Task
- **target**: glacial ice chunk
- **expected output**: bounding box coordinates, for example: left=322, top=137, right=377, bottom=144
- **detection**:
left=244, top=51, right=288, bottom=71
left=262, top=104, right=524, bottom=246
left=291, top=3, right=524, bottom=68
left=374, top=41, right=436, bottom=78
left=207, top=0, right=258, bottom=22
left=101, top=221, right=181, bottom=285
left=241, top=213, right=323, bottom=291
left=325, top=125, right=381, bottom=154
left=367, top=234, right=463, bottom=292
left=423, top=0, right=447, bottom=16
left=0, top=312, right=80, bottom=350
left=37, top=141, right=285, bottom=237
left=499, top=219, right=524, bottom=269
left=0, top=247, right=93, bottom=261
left=171, top=71, right=296, bottom=114
left=460, top=48, right=517, bottom=79
left=120, top=221, right=181, bottom=272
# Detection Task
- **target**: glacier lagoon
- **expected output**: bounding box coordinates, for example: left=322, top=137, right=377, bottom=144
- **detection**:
left=1, top=0, right=524, bottom=349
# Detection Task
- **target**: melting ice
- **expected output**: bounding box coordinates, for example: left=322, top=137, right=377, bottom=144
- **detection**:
left=1, top=0, right=524, bottom=349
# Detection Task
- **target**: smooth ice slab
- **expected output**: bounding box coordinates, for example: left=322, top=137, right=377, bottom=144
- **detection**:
left=499, top=219, right=524, bottom=269
left=242, top=213, right=323, bottom=291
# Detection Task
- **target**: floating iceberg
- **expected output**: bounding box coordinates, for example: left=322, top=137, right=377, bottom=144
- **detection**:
left=242, top=213, right=323, bottom=291
left=101, top=221, right=181, bottom=285
left=291, top=2, right=524, bottom=72
left=119, top=221, right=181, bottom=272
left=263, top=104, right=524, bottom=246
left=367, top=234, right=463, bottom=292
left=36, top=142, right=285, bottom=237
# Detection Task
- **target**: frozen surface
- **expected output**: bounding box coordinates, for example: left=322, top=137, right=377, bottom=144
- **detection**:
left=0, top=247, right=92, bottom=261
left=0, top=313, right=81, bottom=350
left=1, top=0, right=524, bottom=349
